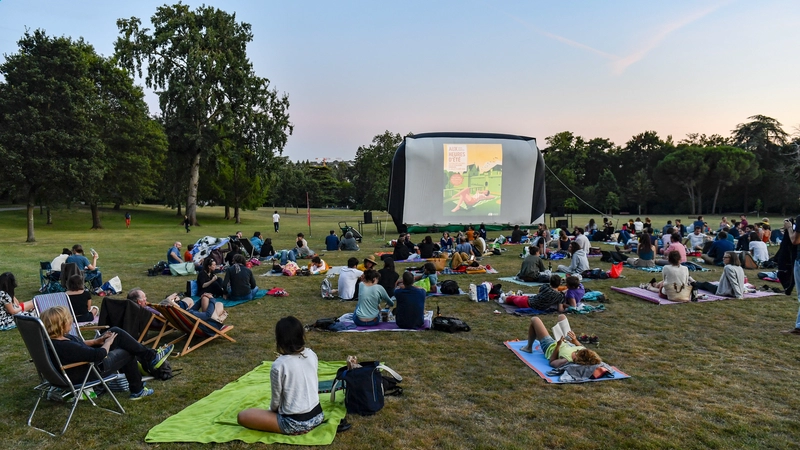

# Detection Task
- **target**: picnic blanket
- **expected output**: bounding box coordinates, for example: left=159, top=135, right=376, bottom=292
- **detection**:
left=145, top=360, right=346, bottom=445
left=496, top=276, right=545, bottom=288
left=624, top=263, right=711, bottom=273
left=504, top=340, right=630, bottom=384
left=190, top=289, right=269, bottom=308
left=610, top=285, right=781, bottom=305
left=428, top=288, right=467, bottom=296
left=441, top=266, right=499, bottom=275
left=332, top=311, right=433, bottom=332
left=499, top=301, right=606, bottom=316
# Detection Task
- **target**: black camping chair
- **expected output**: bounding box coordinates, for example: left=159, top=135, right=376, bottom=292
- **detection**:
left=39, top=262, right=65, bottom=294
left=14, top=314, right=125, bottom=436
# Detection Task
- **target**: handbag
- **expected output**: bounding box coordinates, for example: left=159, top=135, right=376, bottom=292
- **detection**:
left=663, top=282, right=691, bottom=302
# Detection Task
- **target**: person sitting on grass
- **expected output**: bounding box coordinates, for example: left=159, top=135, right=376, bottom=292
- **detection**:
left=223, top=254, right=259, bottom=300
left=167, top=242, right=183, bottom=265
left=626, top=232, right=657, bottom=268
left=353, top=270, right=394, bottom=327
left=357, top=255, right=378, bottom=272
left=308, top=256, right=329, bottom=275
left=684, top=226, right=708, bottom=251
left=41, top=305, right=173, bottom=400
left=692, top=251, right=746, bottom=299
left=238, top=316, right=324, bottom=434
left=260, top=238, right=276, bottom=260
left=295, top=233, right=315, bottom=258
left=378, top=257, right=399, bottom=297
left=0, top=272, right=35, bottom=329
left=517, top=245, right=546, bottom=282
left=65, top=274, right=98, bottom=322
left=393, top=272, right=426, bottom=329
left=336, top=257, right=363, bottom=301
left=557, top=242, right=589, bottom=276
left=656, top=232, right=686, bottom=265
left=643, top=250, right=693, bottom=302
left=504, top=274, right=567, bottom=312
left=197, top=258, right=226, bottom=298
left=339, top=231, right=359, bottom=251
left=392, top=234, right=411, bottom=261
left=414, top=262, right=438, bottom=293
left=749, top=231, right=769, bottom=262
left=325, top=230, right=340, bottom=251
left=564, top=275, right=585, bottom=308
left=520, top=314, right=602, bottom=368
left=418, top=235, right=436, bottom=259
left=440, top=232, right=454, bottom=252
left=250, top=232, right=264, bottom=257
left=557, top=229, right=571, bottom=251
left=702, top=231, right=735, bottom=266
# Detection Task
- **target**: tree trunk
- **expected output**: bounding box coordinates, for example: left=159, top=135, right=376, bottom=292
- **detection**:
left=46, top=207, right=52, bottom=225
left=113, top=202, right=121, bottom=210
left=26, top=197, right=36, bottom=243
left=712, top=183, right=722, bottom=215
left=186, top=151, right=202, bottom=225
left=90, top=202, right=103, bottom=229
left=234, top=204, right=240, bottom=224
left=687, top=186, right=695, bottom=215
left=224, top=205, right=230, bottom=220
left=743, top=185, right=749, bottom=213
left=177, top=203, right=182, bottom=216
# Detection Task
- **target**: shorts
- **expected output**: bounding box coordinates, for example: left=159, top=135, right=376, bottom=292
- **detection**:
left=277, top=411, right=324, bottom=435
left=540, top=336, right=556, bottom=358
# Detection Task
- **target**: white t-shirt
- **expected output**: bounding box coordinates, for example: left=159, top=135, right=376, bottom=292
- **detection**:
left=687, top=233, right=706, bottom=249
left=273, top=213, right=280, bottom=223
left=749, top=240, right=769, bottom=262
left=574, top=234, right=591, bottom=253
left=634, top=221, right=644, bottom=232
left=51, top=254, right=69, bottom=271
left=270, top=348, right=320, bottom=416
left=338, top=267, right=363, bottom=300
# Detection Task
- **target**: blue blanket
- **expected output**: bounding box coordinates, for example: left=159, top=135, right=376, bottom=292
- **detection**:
left=504, top=340, right=630, bottom=384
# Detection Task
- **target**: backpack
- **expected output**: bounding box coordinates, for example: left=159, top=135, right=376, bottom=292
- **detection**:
left=146, top=360, right=180, bottom=381
left=331, top=362, right=402, bottom=416
left=147, top=261, right=169, bottom=276
left=581, top=268, right=609, bottom=280
left=321, top=278, right=335, bottom=299
left=432, top=316, right=471, bottom=333
left=439, top=280, right=460, bottom=295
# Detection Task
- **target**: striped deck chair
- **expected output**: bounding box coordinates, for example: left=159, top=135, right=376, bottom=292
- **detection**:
left=33, top=293, right=107, bottom=342
left=150, top=303, right=235, bottom=357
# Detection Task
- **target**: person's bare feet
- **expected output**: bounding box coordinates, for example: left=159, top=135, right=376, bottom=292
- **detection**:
left=519, top=345, right=532, bottom=353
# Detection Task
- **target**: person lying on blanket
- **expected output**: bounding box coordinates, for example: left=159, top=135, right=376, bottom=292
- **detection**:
left=353, top=270, right=394, bottom=327
left=505, top=274, right=570, bottom=312
left=691, top=251, right=746, bottom=299
left=238, top=316, right=324, bottom=435
left=642, top=250, right=694, bottom=302
left=42, top=305, right=173, bottom=400
left=520, top=314, right=603, bottom=369
left=556, top=242, right=589, bottom=276
left=308, top=256, right=329, bottom=275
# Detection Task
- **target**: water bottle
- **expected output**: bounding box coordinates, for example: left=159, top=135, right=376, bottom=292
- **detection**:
left=90, top=248, right=97, bottom=257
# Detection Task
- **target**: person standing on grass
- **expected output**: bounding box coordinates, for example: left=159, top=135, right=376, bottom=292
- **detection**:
left=238, top=316, right=323, bottom=435
left=272, top=211, right=280, bottom=233
left=782, top=217, right=800, bottom=336
left=125, top=211, right=131, bottom=228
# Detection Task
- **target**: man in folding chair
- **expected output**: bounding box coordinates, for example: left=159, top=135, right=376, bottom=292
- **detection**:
left=41, top=306, right=173, bottom=400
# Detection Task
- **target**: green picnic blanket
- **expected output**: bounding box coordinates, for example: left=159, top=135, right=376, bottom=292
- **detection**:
left=145, top=360, right=347, bottom=445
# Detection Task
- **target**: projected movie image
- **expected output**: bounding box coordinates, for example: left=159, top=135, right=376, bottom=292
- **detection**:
left=443, top=143, right=502, bottom=217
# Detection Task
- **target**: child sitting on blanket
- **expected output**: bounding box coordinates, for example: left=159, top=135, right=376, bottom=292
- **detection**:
left=520, top=314, right=603, bottom=369
left=564, top=276, right=585, bottom=307
left=238, top=316, right=324, bottom=435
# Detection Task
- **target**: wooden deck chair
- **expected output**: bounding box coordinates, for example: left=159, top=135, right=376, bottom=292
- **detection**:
left=33, top=293, right=106, bottom=342
left=97, top=297, right=178, bottom=349
left=14, top=314, right=125, bottom=436
left=150, top=303, right=235, bottom=357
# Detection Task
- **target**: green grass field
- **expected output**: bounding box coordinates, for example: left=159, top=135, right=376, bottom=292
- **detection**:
left=1, top=206, right=799, bottom=449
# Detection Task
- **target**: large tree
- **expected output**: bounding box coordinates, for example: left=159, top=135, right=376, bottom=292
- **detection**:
left=731, top=115, right=790, bottom=212
left=115, top=4, right=291, bottom=225
left=0, top=31, right=105, bottom=241
left=351, top=131, right=404, bottom=211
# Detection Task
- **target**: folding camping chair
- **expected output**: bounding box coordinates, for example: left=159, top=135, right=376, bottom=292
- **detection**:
left=38, top=262, right=65, bottom=294
left=150, top=303, right=235, bottom=357
left=14, top=314, right=125, bottom=436
left=33, top=293, right=106, bottom=341
left=98, top=297, right=178, bottom=349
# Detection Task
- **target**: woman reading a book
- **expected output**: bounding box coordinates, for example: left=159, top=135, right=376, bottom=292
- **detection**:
left=519, top=314, right=601, bottom=368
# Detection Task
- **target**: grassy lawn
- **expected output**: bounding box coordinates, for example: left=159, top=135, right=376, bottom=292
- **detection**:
left=1, top=206, right=799, bottom=449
